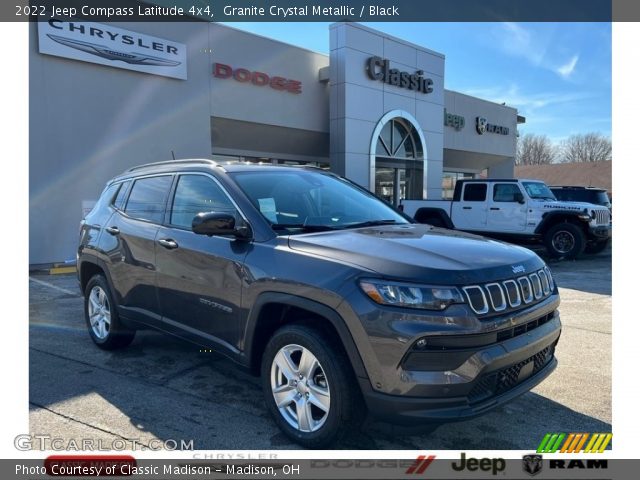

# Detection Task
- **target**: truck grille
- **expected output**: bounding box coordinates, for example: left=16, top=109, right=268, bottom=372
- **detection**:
left=462, top=267, right=554, bottom=316
left=595, top=209, right=610, bottom=225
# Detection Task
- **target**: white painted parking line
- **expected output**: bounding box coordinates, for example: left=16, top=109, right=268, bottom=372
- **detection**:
left=29, top=277, right=79, bottom=297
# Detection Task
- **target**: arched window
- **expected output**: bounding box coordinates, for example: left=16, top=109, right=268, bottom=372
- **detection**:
left=375, top=118, right=423, bottom=160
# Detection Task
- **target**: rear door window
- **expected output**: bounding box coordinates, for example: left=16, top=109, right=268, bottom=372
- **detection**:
left=463, top=183, right=487, bottom=202
left=124, top=175, right=173, bottom=223
left=112, top=181, right=131, bottom=210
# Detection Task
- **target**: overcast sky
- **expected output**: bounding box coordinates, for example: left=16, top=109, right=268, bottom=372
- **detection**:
left=228, top=22, right=612, bottom=144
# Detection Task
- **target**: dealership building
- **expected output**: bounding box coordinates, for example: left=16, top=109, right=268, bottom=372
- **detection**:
left=30, top=20, right=523, bottom=265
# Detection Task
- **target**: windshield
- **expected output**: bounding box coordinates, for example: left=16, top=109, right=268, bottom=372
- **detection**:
left=552, top=189, right=611, bottom=207
left=231, top=170, right=409, bottom=233
left=523, top=181, right=556, bottom=200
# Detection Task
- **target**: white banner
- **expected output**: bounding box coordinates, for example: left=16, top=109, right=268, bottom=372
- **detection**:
left=37, top=19, right=187, bottom=80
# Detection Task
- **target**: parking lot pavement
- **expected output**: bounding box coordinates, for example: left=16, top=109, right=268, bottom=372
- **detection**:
left=28, top=250, right=611, bottom=450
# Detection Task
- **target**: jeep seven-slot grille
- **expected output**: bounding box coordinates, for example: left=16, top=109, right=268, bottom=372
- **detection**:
left=468, top=345, right=555, bottom=404
left=595, top=210, right=610, bottom=226
left=462, top=267, right=554, bottom=316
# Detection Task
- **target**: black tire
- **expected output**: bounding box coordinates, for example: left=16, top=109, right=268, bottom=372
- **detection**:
left=585, top=239, right=610, bottom=255
left=84, top=274, right=135, bottom=350
left=544, top=222, right=586, bottom=259
left=261, top=323, right=361, bottom=448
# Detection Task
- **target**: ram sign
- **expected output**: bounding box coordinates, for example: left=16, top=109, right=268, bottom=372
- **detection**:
left=37, top=19, right=187, bottom=80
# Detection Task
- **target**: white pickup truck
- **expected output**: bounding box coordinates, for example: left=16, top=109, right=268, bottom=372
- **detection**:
left=401, top=178, right=611, bottom=259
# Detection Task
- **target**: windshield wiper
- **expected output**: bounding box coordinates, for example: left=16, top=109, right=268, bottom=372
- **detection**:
left=338, top=219, right=403, bottom=229
left=270, top=223, right=338, bottom=232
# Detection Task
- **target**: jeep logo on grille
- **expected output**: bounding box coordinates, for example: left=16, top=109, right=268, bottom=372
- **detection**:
left=512, top=265, right=526, bottom=274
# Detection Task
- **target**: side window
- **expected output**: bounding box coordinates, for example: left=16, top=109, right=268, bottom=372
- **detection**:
left=87, top=183, right=119, bottom=217
left=112, top=181, right=130, bottom=210
left=124, top=176, right=173, bottom=223
left=493, top=184, right=522, bottom=202
left=463, top=183, right=487, bottom=202
left=170, top=175, right=236, bottom=229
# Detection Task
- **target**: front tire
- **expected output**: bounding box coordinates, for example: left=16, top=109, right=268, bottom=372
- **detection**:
left=544, top=222, right=586, bottom=259
left=261, top=323, right=361, bottom=448
left=84, top=274, right=135, bottom=350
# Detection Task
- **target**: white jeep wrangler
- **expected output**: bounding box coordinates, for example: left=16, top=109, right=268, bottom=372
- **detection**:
left=401, top=179, right=611, bottom=259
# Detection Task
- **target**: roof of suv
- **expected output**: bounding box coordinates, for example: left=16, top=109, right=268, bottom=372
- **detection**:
left=113, top=158, right=325, bottom=181
left=550, top=186, right=607, bottom=191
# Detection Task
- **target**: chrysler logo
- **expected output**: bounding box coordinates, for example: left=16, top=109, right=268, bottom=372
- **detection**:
left=47, top=34, right=182, bottom=67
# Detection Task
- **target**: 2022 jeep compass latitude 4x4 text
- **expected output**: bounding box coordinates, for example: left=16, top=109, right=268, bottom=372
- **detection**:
left=77, top=159, right=562, bottom=447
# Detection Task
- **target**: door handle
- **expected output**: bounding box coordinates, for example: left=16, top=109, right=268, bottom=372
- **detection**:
left=105, top=226, right=120, bottom=235
left=462, top=206, right=472, bottom=210
left=490, top=207, right=500, bottom=211
left=157, top=238, right=179, bottom=250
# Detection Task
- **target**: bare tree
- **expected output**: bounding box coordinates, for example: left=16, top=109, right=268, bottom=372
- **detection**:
left=559, top=133, right=612, bottom=163
left=516, top=134, right=558, bottom=165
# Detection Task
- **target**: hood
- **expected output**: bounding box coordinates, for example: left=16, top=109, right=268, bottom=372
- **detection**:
left=536, top=200, right=607, bottom=212
left=287, top=224, right=544, bottom=285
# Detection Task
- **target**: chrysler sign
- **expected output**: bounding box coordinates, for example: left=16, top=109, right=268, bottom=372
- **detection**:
left=38, top=19, right=187, bottom=80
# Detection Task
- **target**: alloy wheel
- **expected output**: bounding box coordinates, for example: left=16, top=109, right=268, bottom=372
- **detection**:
left=88, top=286, right=111, bottom=340
left=270, top=344, right=331, bottom=433
left=552, top=230, right=576, bottom=254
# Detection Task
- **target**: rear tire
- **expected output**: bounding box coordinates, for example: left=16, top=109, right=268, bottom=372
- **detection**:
left=544, top=222, right=586, bottom=259
left=261, top=323, right=361, bottom=448
left=84, top=274, right=135, bottom=350
left=584, top=239, right=610, bottom=255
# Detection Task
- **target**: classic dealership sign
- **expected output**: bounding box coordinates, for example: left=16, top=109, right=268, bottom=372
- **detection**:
left=37, top=19, right=187, bottom=79
left=213, top=63, right=302, bottom=94
left=366, top=56, right=434, bottom=94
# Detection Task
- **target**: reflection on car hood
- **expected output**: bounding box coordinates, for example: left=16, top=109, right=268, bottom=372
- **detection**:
left=288, top=224, right=544, bottom=285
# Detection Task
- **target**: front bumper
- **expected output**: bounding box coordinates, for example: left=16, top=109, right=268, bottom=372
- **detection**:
left=588, top=223, right=612, bottom=240
left=360, top=313, right=561, bottom=423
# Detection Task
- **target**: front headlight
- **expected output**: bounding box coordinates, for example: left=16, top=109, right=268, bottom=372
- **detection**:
left=359, top=279, right=464, bottom=311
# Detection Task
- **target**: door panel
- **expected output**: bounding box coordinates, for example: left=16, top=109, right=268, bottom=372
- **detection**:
left=105, top=175, right=173, bottom=324
left=451, top=183, right=488, bottom=230
left=155, top=227, right=249, bottom=349
left=154, top=173, right=249, bottom=351
left=487, top=183, right=527, bottom=232
left=106, top=213, right=162, bottom=324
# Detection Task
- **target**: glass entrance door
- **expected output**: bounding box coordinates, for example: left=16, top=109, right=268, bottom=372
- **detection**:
left=375, top=162, right=422, bottom=207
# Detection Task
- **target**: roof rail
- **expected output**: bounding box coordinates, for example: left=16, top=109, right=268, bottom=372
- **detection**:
left=125, top=159, right=218, bottom=172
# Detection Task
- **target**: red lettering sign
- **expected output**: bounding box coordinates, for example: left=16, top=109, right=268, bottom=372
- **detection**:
left=213, top=63, right=302, bottom=94
left=213, top=63, right=232, bottom=79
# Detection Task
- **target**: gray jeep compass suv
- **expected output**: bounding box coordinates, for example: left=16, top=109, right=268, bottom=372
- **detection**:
left=77, top=159, right=562, bottom=447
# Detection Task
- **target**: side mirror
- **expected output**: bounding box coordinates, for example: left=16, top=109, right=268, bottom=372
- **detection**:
left=514, top=192, right=525, bottom=204
left=192, top=212, right=251, bottom=240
